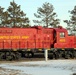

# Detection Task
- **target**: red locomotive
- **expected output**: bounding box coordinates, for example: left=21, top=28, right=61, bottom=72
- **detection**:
left=0, top=26, right=76, bottom=60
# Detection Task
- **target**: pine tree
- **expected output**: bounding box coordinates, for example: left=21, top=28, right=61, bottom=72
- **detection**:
left=7, top=0, right=29, bottom=27
left=33, top=2, right=60, bottom=27
left=0, top=6, right=4, bottom=27
left=64, top=6, right=76, bottom=34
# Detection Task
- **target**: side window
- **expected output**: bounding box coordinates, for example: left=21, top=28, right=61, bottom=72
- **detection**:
left=60, top=32, right=65, bottom=38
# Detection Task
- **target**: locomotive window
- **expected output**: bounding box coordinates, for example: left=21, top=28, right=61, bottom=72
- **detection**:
left=60, top=32, right=65, bottom=38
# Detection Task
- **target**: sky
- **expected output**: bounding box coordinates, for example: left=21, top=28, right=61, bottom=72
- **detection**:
left=0, top=0, right=76, bottom=28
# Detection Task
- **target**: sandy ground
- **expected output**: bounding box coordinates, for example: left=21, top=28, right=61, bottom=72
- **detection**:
left=0, top=59, right=76, bottom=75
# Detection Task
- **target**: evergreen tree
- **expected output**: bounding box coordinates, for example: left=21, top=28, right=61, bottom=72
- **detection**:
left=33, top=2, right=60, bottom=27
left=0, top=6, right=4, bottom=27
left=2, top=11, right=9, bottom=27
left=64, top=6, right=76, bottom=34
left=7, top=0, right=29, bottom=27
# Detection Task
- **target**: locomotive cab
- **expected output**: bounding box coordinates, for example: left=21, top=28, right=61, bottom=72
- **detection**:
left=54, top=27, right=68, bottom=48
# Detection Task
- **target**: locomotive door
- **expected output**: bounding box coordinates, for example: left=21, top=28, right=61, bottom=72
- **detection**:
left=26, top=35, right=36, bottom=49
left=0, top=40, right=12, bottom=49
left=43, top=35, right=52, bottom=49
left=35, top=35, right=43, bottom=49
left=3, top=40, right=12, bottom=49
left=11, top=40, right=20, bottom=49
left=0, top=41, right=4, bottom=49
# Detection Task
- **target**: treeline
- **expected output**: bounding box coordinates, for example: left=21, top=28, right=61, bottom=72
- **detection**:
left=0, top=0, right=76, bottom=34
left=0, top=1, right=29, bottom=28
left=64, top=6, right=76, bottom=34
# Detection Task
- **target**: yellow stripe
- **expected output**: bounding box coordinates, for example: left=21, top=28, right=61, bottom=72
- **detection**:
left=47, top=49, right=50, bottom=50
left=39, top=49, right=42, bottom=51
left=62, top=49, right=65, bottom=50
left=13, top=49, right=17, bottom=51
left=27, top=49, right=30, bottom=51
left=74, top=48, right=76, bottom=50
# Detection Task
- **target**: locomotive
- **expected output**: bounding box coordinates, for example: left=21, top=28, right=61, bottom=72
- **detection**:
left=0, top=26, right=76, bottom=60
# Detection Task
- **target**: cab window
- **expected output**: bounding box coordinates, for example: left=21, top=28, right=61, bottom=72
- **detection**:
left=60, top=32, right=65, bottom=38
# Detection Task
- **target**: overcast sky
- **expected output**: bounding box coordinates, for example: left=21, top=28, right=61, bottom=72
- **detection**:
left=0, top=0, right=76, bottom=28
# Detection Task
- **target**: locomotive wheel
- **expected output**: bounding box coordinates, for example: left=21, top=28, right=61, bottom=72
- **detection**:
left=5, top=52, right=13, bottom=61
left=65, top=54, right=70, bottom=59
left=15, top=52, right=21, bottom=60
left=25, top=52, right=34, bottom=58
left=58, top=53, right=62, bottom=59
left=54, top=51, right=60, bottom=59
left=73, top=51, right=76, bottom=58
left=64, top=51, right=71, bottom=59
left=55, top=53, right=59, bottom=59
left=49, top=53, right=55, bottom=59
left=5, top=52, right=20, bottom=61
left=0, top=53, right=5, bottom=60
left=58, top=51, right=64, bottom=59
left=6, top=55, right=12, bottom=61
